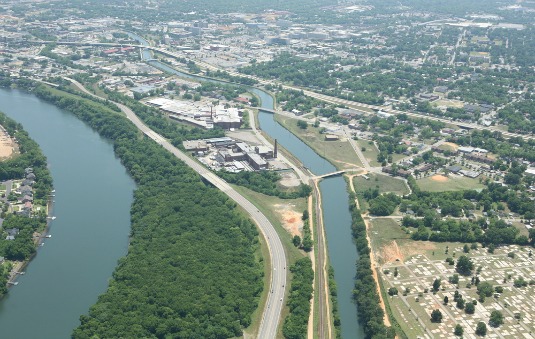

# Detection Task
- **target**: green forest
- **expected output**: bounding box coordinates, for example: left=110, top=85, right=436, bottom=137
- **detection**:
left=217, top=170, right=312, bottom=199
left=28, top=85, right=264, bottom=338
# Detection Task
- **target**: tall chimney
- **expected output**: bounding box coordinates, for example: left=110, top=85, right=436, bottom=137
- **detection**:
left=274, top=139, right=278, bottom=158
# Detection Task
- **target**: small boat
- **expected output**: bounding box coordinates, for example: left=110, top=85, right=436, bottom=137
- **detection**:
left=40, top=243, right=44, bottom=247
left=45, top=235, right=52, bottom=238
left=19, top=272, right=25, bottom=275
left=52, top=189, right=56, bottom=193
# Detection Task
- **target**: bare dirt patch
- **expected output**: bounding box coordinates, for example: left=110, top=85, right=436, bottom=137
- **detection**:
left=278, top=171, right=301, bottom=188
left=274, top=204, right=303, bottom=237
left=431, top=174, right=448, bottom=182
left=442, top=142, right=459, bottom=151
left=0, top=130, right=14, bottom=159
left=379, top=240, right=404, bottom=264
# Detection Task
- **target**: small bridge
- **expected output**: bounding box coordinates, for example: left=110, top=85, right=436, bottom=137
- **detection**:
left=314, top=170, right=346, bottom=179
left=257, top=107, right=277, bottom=114
left=312, top=168, right=363, bottom=180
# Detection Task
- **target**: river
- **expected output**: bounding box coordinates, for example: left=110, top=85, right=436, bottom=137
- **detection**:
left=0, top=88, right=135, bottom=338
left=130, top=32, right=364, bottom=338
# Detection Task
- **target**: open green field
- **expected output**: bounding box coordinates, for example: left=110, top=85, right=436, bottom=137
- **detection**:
left=437, top=142, right=458, bottom=152
left=353, top=173, right=409, bottom=196
left=275, top=115, right=363, bottom=170
left=356, top=139, right=382, bottom=167
left=232, top=184, right=307, bottom=264
left=368, top=219, right=477, bottom=263
left=416, top=175, right=484, bottom=192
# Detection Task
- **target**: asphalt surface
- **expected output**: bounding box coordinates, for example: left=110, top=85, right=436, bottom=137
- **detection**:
left=66, top=78, right=287, bottom=339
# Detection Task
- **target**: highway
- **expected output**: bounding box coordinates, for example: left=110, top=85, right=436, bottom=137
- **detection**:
left=65, top=78, right=287, bottom=339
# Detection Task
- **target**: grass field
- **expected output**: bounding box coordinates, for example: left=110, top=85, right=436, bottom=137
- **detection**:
left=353, top=173, right=409, bottom=196
left=275, top=115, right=363, bottom=170
left=416, top=175, right=484, bottom=192
left=368, top=218, right=410, bottom=265
left=232, top=184, right=307, bottom=264
left=437, top=142, right=458, bottom=152
left=356, top=139, right=382, bottom=167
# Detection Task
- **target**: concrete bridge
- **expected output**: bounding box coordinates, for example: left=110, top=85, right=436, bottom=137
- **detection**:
left=312, top=168, right=363, bottom=180
left=314, top=170, right=346, bottom=179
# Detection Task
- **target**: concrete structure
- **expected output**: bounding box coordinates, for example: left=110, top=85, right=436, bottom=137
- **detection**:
left=183, top=140, right=209, bottom=152
left=525, top=168, right=535, bottom=177
left=255, top=145, right=273, bottom=158
left=247, top=153, right=268, bottom=170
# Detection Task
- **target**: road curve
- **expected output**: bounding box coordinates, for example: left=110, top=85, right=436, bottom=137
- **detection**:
left=65, top=78, right=287, bottom=339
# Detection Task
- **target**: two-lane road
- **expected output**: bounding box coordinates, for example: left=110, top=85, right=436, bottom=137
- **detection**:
left=66, top=78, right=287, bottom=339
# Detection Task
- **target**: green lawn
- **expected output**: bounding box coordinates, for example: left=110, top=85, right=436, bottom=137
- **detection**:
left=231, top=184, right=307, bottom=265
left=437, top=143, right=458, bottom=152
left=276, top=115, right=363, bottom=170
left=356, top=139, right=382, bottom=167
left=416, top=175, right=485, bottom=192
left=353, top=174, right=409, bottom=196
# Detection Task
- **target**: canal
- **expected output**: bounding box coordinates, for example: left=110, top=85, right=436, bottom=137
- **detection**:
left=131, top=32, right=364, bottom=338
left=0, top=88, right=135, bottom=338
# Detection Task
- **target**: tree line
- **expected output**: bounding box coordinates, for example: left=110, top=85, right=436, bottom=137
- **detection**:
left=282, top=257, right=313, bottom=339
left=349, top=199, right=396, bottom=338
left=217, top=170, right=312, bottom=199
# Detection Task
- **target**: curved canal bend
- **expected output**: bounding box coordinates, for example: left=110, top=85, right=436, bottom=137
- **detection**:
left=0, top=88, right=135, bottom=338
left=132, top=31, right=364, bottom=338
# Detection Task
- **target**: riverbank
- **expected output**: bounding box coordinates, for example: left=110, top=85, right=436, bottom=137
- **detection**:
left=5, top=196, right=55, bottom=288
left=0, top=109, right=54, bottom=294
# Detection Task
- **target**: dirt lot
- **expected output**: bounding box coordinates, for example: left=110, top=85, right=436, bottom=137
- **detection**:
left=278, top=171, right=301, bottom=188
left=430, top=174, right=448, bottom=182
left=0, top=130, right=14, bottom=159
left=274, top=204, right=303, bottom=237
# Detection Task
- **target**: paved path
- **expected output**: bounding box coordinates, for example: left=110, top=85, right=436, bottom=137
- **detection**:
left=65, top=78, right=287, bottom=339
